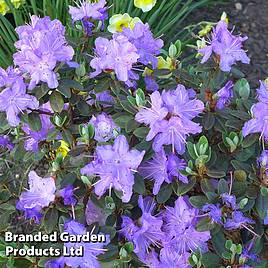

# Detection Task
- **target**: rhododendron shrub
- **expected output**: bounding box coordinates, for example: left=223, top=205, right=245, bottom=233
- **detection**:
left=0, top=3, right=267, bottom=268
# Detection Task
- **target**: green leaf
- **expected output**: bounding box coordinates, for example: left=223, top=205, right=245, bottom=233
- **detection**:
left=173, top=177, right=196, bottom=196
left=202, top=252, right=222, bottom=268
left=196, top=217, right=215, bottom=231
left=234, top=78, right=250, bottom=99
left=189, top=195, right=209, bottom=208
left=50, top=91, right=64, bottom=113
left=133, top=175, right=145, bottom=195
left=206, top=169, right=226, bottom=178
left=255, top=191, right=268, bottom=219
left=156, top=183, right=172, bottom=203
left=135, top=88, right=146, bottom=107
left=43, top=208, right=58, bottom=234
left=218, top=179, right=229, bottom=194
left=27, top=112, right=42, bottom=132
left=133, top=127, right=149, bottom=138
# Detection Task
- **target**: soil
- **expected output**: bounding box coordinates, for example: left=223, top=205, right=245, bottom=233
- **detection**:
left=185, top=0, right=268, bottom=87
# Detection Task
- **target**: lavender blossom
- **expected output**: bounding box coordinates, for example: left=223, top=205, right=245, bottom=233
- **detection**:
left=224, top=211, right=254, bottom=230
left=87, top=90, right=114, bottom=107
left=58, top=185, right=77, bottom=206
left=242, top=102, right=268, bottom=140
left=90, top=113, right=120, bottom=142
left=144, top=75, right=159, bottom=92
left=199, top=20, right=250, bottom=72
left=120, top=196, right=164, bottom=258
left=162, top=197, right=210, bottom=254
left=0, top=67, right=39, bottom=126
left=221, top=193, right=237, bottom=210
left=13, top=16, right=74, bottom=89
left=63, top=220, right=110, bottom=268
left=90, top=34, right=139, bottom=84
left=16, top=171, right=56, bottom=222
left=121, top=22, right=163, bottom=68
left=215, top=81, right=234, bottom=109
left=22, top=103, right=53, bottom=152
left=69, top=0, right=108, bottom=35
left=81, top=135, right=145, bottom=202
left=86, top=199, right=108, bottom=226
left=139, top=148, right=188, bottom=195
left=202, top=203, right=223, bottom=224
left=0, top=135, right=14, bottom=150
left=256, top=80, right=268, bottom=103
left=135, top=85, right=204, bottom=154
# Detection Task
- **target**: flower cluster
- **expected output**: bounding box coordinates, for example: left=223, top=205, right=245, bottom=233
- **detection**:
left=199, top=20, right=250, bottom=71
left=135, top=84, right=204, bottom=154
left=81, top=135, right=145, bottom=202
left=89, top=113, right=120, bottom=142
left=69, top=0, right=108, bottom=35
left=203, top=192, right=254, bottom=230
left=121, top=196, right=210, bottom=267
left=90, top=34, right=139, bottom=85
left=16, top=171, right=56, bottom=223
left=243, top=80, right=268, bottom=140
left=0, top=67, right=39, bottom=126
left=13, top=15, right=74, bottom=89
left=139, top=147, right=188, bottom=194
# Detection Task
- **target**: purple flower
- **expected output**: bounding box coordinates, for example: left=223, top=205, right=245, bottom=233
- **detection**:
left=135, top=85, right=203, bottom=154
left=90, top=113, right=120, bottom=142
left=135, top=90, right=168, bottom=129
left=87, top=90, right=114, bottom=107
left=144, top=75, right=159, bottom=92
left=199, top=20, right=250, bottom=72
left=215, top=81, right=234, bottom=109
left=139, top=148, right=188, bottom=195
left=63, top=220, right=110, bottom=268
left=69, top=0, right=107, bottom=35
left=120, top=216, right=139, bottom=241
left=256, top=80, right=268, bottom=103
left=81, top=135, right=145, bottom=202
left=202, top=203, right=223, bottom=224
left=22, top=103, right=53, bottom=152
left=45, top=257, right=65, bottom=268
left=0, top=67, right=39, bottom=126
left=152, top=116, right=202, bottom=154
left=257, top=150, right=268, bottom=170
left=221, top=193, right=237, bottom=210
left=161, top=85, right=204, bottom=119
left=90, top=34, right=139, bottom=84
left=242, top=102, right=268, bottom=140
left=13, top=16, right=74, bottom=89
left=16, top=171, right=56, bottom=222
left=121, top=22, right=163, bottom=68
left=224, top=211, right=254, bottom=230
left=162, top=197, right=210, bottom=254
left=121, top=196, right=164, bottom=258
left=0, top=135, right=14, bottom=150
left=59, top=185, right=77, bottom=206
left=86, top=199, right=108, bottom=226
left=139, top=249, right=191, bottom=268
left=264, top=210, right=268, bottom=225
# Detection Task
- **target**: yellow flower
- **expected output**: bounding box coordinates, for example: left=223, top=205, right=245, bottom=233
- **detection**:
left=107, top=13, right=142, bottom=33
left=157, top=56, right=174, bottom=70
left=134, top=0, right=157, bottom=12
left=265, top=78, right=268, bottom=87
left=56, top=140, right=70, bottom=158
left=0, top=0, right=10, bottom=15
